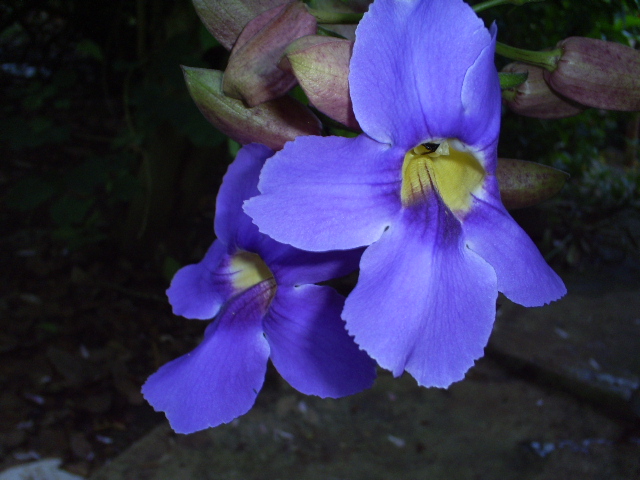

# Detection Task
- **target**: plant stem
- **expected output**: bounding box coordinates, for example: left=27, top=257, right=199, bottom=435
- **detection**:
left=473, top=0, right=510, bottom=12
left=473, top=0, right=545, bottom=13
left=495, top=42, right=561, bottom=71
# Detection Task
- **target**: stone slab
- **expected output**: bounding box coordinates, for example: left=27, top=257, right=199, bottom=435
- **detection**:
left=490, top=278, right=640, bottom=420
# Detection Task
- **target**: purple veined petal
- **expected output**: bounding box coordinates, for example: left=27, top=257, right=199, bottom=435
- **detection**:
left=343, top=201, right=498, bottom=388
left=142, top=281, right=273, bottom=434
left=244, top=134, right=402, bottom=252
left=264, top=284, right=376, bottom=397
left=167, top=240, right=234, bottom=320
left=350, top=0, right=496, bottom=149
left=216, top=142, right=362, bottom=284
left=264, top=243, right=363, bottom=287
left=464, top=185, right=566, bottom=307
left=460, top=23, right=501, bottom=149
left=215, top=143, right=274, bottom=249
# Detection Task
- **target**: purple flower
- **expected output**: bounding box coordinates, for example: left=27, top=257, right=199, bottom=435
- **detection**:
left=244, top=0, right=566, bottom=388
left=142, top=144, right=375, bottom=433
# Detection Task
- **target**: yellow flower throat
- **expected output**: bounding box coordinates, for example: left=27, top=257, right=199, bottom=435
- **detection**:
left=230, top=251, right=274, bottom=291
left=400, top=140, right=486, bottom=213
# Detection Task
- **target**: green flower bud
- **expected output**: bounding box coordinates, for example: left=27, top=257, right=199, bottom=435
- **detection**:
left=183, top=67, right=321, bottom=150
left=502, top=62, right=586, bottom=119
left=497, top=158, right=569, bottom=210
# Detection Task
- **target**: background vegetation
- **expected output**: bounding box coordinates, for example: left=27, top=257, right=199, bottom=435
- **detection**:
left=2, top=0, right=639, bottom=275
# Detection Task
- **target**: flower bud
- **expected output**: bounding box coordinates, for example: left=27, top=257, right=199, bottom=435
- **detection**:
left=223, top=2, right=317, bottom=107
left=543, top=37, right=640, bottom=112
left=307, top=0, right=371, bottom=39
left=496, top=158, right=568, bottom=210
left=183, top=67, right=322, bottom=151
left=502, top=62, right=586, bottom=119
left=192, top=0, right=283, bottom=50
left=282, top=35, right=359, bottom=130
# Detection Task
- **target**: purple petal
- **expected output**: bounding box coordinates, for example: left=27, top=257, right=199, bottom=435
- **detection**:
left=264, top=284, right=376, bottom=397
left=215, top=143, right=274, bottom=249
left=343, top=203, right=498, bottom=388
left=244, top=134, right=402, bottom=251
left=350, top=0, right=499, bottom=149
left=464, top=187, right=566, bottom=307
left=142, top=281, right=273, bottom=433
left=460, top=23, right=501, bottom=148
left=214, top=142, right=361, bottom=287
left=167, top=240, right=234, bottom=320
left=265, top=245, right=363, bottom=287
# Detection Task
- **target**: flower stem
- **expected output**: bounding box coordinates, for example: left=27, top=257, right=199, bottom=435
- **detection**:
left=495, top=42, right=561, bottom=71
left=307, top=7, right=363, bottom=24
left=473, top=0, right=545, bottom=13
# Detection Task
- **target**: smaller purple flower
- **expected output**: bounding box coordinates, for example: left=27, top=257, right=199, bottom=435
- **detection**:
left=142, top=144, right=375, bottom=434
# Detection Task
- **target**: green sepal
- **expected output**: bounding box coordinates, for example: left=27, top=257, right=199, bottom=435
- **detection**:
left=499, top=71, right=528, bottom=90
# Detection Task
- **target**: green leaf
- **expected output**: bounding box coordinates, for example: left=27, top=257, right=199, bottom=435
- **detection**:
left=4, top=177, right=57, bottom=211
left=76, top=39, right=105, bottom=61
left=50, top=195, right=95, bottom=227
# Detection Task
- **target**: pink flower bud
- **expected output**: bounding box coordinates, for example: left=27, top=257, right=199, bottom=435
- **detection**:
left=502, top=62, right=586, bottom=119
left=496, top=158, right=568, bottom=210
left=183, top=67, right=322, bottom=151
left=544, top=37, right=640, bottom=112
left=282, top=35, right=359, bottom=130
left=223, top=2, right=317, bottom=107
left=192, top=0, right=283, bottom=50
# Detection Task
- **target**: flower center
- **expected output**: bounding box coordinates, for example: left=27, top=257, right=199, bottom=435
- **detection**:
left=400, top=139, right=486, bottom=212
left=230, top=251, right=275, bottom=291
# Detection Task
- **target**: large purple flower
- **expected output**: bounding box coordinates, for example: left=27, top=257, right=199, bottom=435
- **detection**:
left=142, top=144, right=375, bottom=433
left=244, top=0, right=566, bottom=388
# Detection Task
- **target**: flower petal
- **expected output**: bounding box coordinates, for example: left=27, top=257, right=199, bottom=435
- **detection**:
left=264, top=284, right=376, bottom=397
left=265, top=245, right=363, bottom=287
left=142, top=281, right=273, bottom=433
left=343, top=202, right=498, bottom=388
left=350, top=0, right=498, bottom=149
left=215, top=143, right=274, bottom=249
left=244, top=134, right=402, bottom=251
left=166, top=240, right=234, bottom=320
left=215, top=142, right=361, bottom=287
left=465, top=188, right=566, bottom=307
left=459, top=23, right=501, bottom=148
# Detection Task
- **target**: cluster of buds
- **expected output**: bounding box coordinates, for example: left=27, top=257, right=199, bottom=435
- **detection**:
left=184, top=0, right=640, bottom=210
left=185, top=0, right=366, bottom=151
left=501, top=37, right=640, bottom=118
